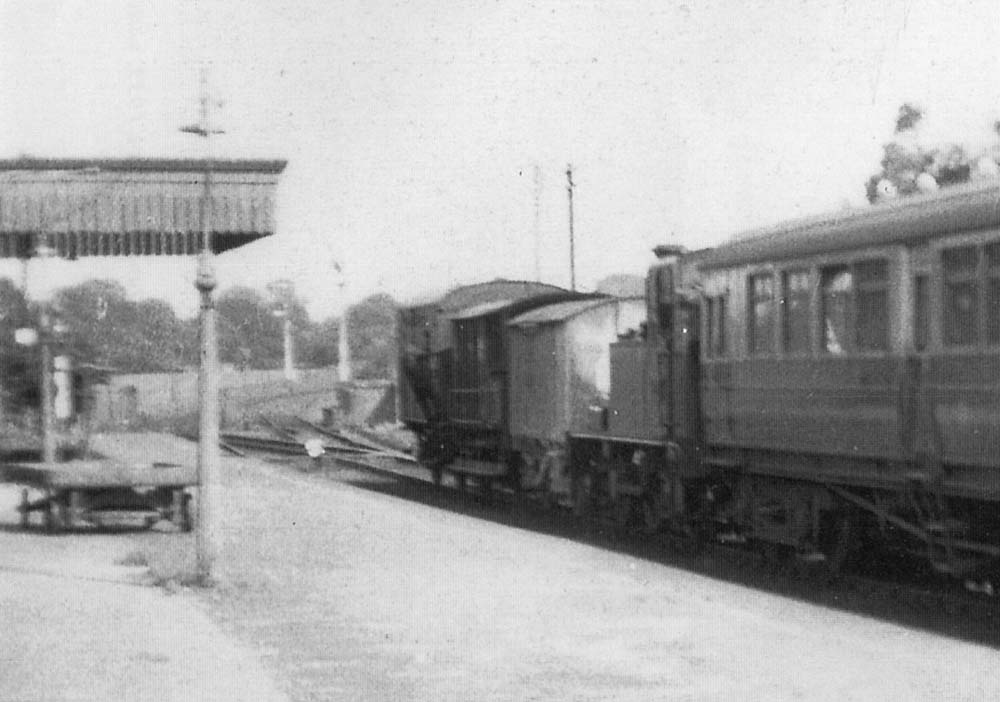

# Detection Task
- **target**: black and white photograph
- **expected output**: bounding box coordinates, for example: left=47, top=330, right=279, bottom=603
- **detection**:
left=1, top=1, right=999, bottom=700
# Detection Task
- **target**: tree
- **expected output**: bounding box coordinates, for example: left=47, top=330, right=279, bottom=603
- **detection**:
left=297, top=315, right=341, bottom=369
left=865, top=103, right=1000, bottom=204
left=346, top=293, right=397, bottom=379
left=216, top=286, right=284, bottom=369
left=53, top=280, right=195, bottom=372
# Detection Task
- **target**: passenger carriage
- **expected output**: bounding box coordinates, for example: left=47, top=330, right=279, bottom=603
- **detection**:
left=570, top=182, right=1000, bottom=577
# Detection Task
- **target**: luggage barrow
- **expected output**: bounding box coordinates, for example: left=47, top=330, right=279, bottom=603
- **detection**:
left=2, top=459, right=195, bottom=533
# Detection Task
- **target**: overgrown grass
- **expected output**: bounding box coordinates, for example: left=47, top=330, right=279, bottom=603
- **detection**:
left=118, top=532, right=218, bottom=591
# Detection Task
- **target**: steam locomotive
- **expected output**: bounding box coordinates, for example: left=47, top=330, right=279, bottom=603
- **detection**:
left=398, top=180, right=1000, bottom=582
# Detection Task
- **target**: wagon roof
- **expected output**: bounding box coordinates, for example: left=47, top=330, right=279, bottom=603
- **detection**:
left=508, top=297, right=621, bottom=327
left=400, top=279, right=572, bottom=311
left=697, top=179, right=1000, bottom=270
left=447, top=290, right=602, bottom=322
left=447, top=299, right=518, bottom=319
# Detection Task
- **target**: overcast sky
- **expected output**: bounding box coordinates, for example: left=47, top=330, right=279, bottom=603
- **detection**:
left=2, top=0, right=999, bottom=319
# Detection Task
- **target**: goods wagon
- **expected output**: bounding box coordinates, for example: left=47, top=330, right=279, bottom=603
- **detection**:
left=398, top=280, right=593, bottom=486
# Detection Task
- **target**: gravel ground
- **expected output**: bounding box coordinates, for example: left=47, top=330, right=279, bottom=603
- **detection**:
left=198, top=452, right=1000, bottom=702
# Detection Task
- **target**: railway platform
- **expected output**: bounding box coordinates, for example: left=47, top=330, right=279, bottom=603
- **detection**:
left=0, top=469, right=286, bottom=701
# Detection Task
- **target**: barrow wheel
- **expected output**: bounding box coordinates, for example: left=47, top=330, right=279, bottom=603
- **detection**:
left=19, top=489, right=29, bottom=529
left=179, top=494, right=193, bottom=532
left=44, top=497, right=64, bottom=534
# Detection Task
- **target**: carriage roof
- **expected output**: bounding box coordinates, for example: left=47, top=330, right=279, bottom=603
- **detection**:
left=697, top=180, right=1000, bottom=270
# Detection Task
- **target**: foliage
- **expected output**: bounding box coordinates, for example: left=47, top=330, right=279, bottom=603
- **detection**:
left=54, top=280, right=195, bottom=372
left=298, top=316, right=341, bottom=369
left=865, top=102, right=1000, bottom=204
left=217, top=286, right=283, bottom=369
left=1, top=274, right=400, bottom=389
left=0, top=278, right=36, bottom=407
left=346, top=293, right=397, bottom=379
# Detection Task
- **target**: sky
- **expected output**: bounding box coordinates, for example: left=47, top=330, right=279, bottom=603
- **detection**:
left=2, top=0, right=1000, bottom=319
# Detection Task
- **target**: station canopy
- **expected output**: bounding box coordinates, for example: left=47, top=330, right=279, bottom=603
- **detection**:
left=0, top=158, right=287, bottom=259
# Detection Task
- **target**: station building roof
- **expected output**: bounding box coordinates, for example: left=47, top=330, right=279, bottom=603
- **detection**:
left=0, top=157, right=287, bottom=258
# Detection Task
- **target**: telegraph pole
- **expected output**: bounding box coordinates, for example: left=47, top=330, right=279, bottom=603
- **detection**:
left=335, top=262, right=351, bottom=383
left=181, top=68, right=224, bottom=582
left=268, top=279, right=298, bottom=382
left=566, top=164, right=576, bottom=291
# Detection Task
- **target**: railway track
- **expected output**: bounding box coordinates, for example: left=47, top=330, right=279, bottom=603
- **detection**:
left=223, top=416, right=1000, bottom=645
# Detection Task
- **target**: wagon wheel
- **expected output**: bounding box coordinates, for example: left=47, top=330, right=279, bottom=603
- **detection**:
left=480, top=478, right=493, bottom=503
left=573, top=472, right=593, bottom=518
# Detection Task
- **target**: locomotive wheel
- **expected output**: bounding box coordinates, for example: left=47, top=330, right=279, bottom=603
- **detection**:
left=642, top=495, right=663, bottom=534
left=614, top=496, right=636, bottom=528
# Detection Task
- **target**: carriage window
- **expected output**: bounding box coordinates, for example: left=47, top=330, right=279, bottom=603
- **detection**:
left=705, top=294, right=728, bottom=358
left=821, top=266, right=853, bottom=354
left=943, top=246, right=979, bottom=346
left=748, top=274, right=774, bottom=354
left=705, top=297, right=716, bottom=357
left=855, top=260, right=889, bottom=351
left=781, top=270, right=811, bottom=353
